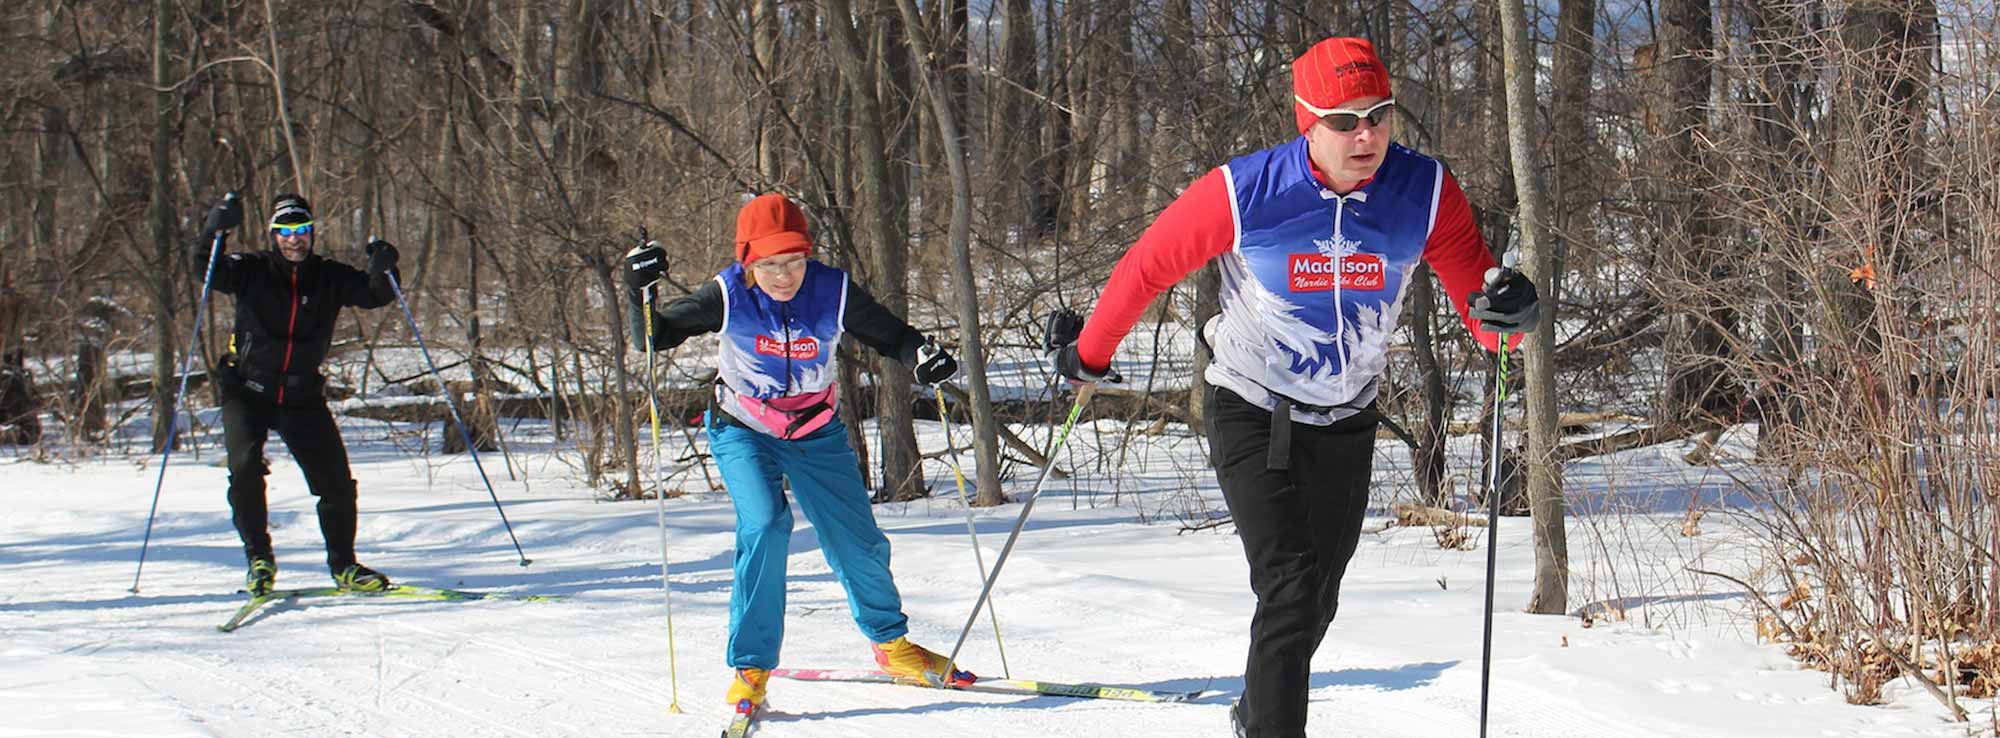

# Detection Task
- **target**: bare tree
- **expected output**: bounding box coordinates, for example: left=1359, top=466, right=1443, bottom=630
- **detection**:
left=145, top=0, right=179, bottom=452
left=1496, top=0, right=1571, bottom=614
left=1658, top=0, right=1740, bottom=428
left=823, top=0, right=926, bottom=502
left=890, top=0, right=1003, bottom=507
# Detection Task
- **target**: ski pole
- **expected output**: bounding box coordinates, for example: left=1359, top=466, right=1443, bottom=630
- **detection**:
left=640, top=281, right=684, bottom=714
left=131, top=194, right=237, bottom=594
left=1478, top=270, right=1520, bottom=738
left=933, top=384, right=1011, bottom=678
left=385, top=269, right=531, bottom=566
left=939, top=381, right=1096, bottom=684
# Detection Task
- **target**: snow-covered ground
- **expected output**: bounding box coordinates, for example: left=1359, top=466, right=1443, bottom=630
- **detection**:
left=0, top=407, right=1984, bottom=737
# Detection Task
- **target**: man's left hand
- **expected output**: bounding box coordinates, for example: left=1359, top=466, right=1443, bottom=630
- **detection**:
left=1469, top=267, right=1540, bottom=335
left=365, top=239, right=400, bottom=276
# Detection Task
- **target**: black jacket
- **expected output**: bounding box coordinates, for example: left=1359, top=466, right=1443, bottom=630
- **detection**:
left=637, top=279, right=924, bottom=362
left=195, top=235, right=396, bottom=395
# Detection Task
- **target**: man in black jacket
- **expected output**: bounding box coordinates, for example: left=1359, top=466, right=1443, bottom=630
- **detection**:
left=198, top=193, right=400, bottom=595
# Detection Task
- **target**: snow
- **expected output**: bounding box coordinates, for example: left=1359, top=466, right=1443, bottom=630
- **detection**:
left=0, top=409, right=1985, bottom=737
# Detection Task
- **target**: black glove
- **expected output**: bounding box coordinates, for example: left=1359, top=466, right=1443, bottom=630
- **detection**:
left=913, top=339, right=958, bottom=385
left=1053, top=343, right=1121, bottom=384
left=1468, top=267, right=1540, bottom=334
left=625, top=241, right=667, bottom=295
left=1043, top=308, right=1120, bottom=384
left=365, top=238, right=400, bottom=276
left=203, top=192, right=243, bottom=235
left=1043, top=308, right=1084, bottom=354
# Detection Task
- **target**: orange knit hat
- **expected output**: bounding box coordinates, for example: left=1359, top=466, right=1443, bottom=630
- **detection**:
left=734, top=194, right=812, bottom=263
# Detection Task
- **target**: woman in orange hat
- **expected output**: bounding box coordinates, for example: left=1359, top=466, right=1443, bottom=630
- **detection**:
left=623, top=193, right=969, bottom=719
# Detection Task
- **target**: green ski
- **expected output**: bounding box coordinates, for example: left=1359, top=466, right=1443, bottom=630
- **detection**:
left=218, top=584, right=560, bottom=632
left=769, top=668, right=1205, bottom=703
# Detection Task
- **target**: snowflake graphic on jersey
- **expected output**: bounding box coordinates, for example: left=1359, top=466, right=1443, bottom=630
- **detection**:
left=1315, top=232, right=1361, bottom=260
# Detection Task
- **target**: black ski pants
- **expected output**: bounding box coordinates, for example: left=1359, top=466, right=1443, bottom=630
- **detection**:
left=1206, top=386, right=1377, bottom=738
left=221, top=384, right=360, bottom=572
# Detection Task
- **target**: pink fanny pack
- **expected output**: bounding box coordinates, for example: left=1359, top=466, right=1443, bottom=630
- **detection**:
left=731, top=385, right=838, bottom=439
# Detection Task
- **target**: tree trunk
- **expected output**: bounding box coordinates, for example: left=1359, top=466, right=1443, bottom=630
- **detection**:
left=992, top=0, right=1038, bottom=235
left=1104, top=1, right=1141, bottom=226
left=1187, top=263, right=1219, bottom=428
left=1034, top=0, right=1071, bottom=238
left=0, top=345, right=38, bottom=446
left=1745, top=1, right=1820, bottom=461
left=1059, top=0, right=1096, bottom=245
left=1658, top=0, right=1738, bottom=428
left=562, top=0, right=636, bottom=495
left=32, top=110, right=61, bottom=269
left=890, top=0, right=1003, bottom=507
left=1550, top=0, right=1597, bottom=298
left=595, top=256, right=640, bottom=496
left=824, top=71, right=873, bottom=485
left=1407, top=266, right=1449, bottom=506
left=824, top=0, right=922, bottom=502
left=751, top=0, right=782, bottom=183
left=73, top=299, right=115, bottom=442
left=463, top=224, right=500, bottom=453
left=1833, top=0, right=1936, bottom=351
left=147, top=0, right=179, bottom=453
left=1173, top=0, right=1230, bottom=428
left=1497, top=0, right=1569, bottom=615
left=1472, top=2, right=1514, bottom=507
left=872, top=0, right=923, bottom=503
left=414, top=106, right=454, bottom=308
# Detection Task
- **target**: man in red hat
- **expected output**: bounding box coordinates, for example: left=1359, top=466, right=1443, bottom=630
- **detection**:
left=1046, top=37, right=1541, bottom=737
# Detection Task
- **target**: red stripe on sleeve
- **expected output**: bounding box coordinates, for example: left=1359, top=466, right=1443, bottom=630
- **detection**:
left=1076, top=168, right=1238, bottom=371
left=1423, top=168, right=1521, bottom=352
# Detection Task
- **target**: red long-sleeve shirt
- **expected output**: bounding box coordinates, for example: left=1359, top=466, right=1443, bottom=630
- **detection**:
left=1075, top=160, right=1513, bottom=373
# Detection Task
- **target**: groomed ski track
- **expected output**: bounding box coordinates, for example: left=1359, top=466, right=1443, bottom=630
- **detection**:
left=0, top=433, right=1964, bottom=738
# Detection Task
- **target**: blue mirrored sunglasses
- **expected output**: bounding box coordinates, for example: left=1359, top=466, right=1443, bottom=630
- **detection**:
left=272, top=222, right=314, bottom=237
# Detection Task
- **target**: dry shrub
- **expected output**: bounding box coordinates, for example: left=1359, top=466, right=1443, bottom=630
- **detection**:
left=1948, top=643, right=2000, bottom=700
left=1691, top=3, right=2000, bottom=727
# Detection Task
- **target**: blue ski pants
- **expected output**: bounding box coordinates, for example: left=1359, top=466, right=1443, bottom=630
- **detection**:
left=708, top=413, right=910, bottom=669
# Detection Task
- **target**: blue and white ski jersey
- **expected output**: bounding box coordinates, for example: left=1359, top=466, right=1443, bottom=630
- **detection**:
left=1202, top=139, right=1450, bottom=422
left=630, top=259, right=924, bottom=439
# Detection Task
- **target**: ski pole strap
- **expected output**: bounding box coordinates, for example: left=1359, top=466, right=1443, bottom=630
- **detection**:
left=1258, top=379, right=1410, bottom=470
left=1371, top=409, right=1418, bottom=449
left=1267, top=397, right=1293, bottom=471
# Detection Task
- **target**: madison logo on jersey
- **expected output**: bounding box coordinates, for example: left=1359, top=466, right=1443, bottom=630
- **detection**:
left=1288, top=252, right=1386, bottom=292
left=754, top=335, right=822, bottom=360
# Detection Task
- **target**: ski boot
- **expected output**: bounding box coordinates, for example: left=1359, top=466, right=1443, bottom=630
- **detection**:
left=726, top=667, right=770, bottom=710
left=245, top=557, right=277, bottom=597
left=332, top=562, right=392, bottom=592
left=1230, top=698, right=1248, bottom=738
left=871, top=636, right=975, bottom=687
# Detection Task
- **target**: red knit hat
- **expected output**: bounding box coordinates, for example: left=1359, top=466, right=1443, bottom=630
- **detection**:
left=1291, top=37, right=1394, bottom=135
left=734, top=193, right=812, bottom=263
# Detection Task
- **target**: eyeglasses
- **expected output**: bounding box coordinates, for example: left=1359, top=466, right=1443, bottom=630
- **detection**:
left=1295, top=97, right=1397, bottom=132
left=271, top=222, right=314, bottom=238
left=751, top=255, right=808, bottom=276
